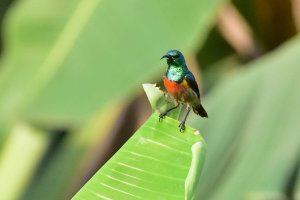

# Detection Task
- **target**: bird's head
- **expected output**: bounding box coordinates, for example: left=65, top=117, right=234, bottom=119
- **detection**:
left=161, top=50, right=185, bottom=66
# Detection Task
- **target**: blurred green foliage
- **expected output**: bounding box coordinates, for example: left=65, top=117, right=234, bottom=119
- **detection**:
left=0, top=0, right=299, bottom=199
left=192, top=36, right=300, bottom=199
left=0, top=0, right=222, bottom=125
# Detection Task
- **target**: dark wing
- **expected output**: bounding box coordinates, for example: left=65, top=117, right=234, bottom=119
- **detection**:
left=185, top=72, right=200, bottom=98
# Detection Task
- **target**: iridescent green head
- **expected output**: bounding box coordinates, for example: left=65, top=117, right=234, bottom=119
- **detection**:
left=161, top=50, right=186, bottom=66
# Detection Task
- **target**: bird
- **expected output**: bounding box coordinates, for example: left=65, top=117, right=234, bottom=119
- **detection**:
left=159, top=50, right=208, bottom=132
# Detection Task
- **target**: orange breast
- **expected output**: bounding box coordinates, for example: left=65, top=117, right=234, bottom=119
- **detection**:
left=164, top=77, right=186, bottom=95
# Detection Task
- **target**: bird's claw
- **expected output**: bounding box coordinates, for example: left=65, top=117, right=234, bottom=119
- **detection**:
left=159, top=113, right=166, bottom=122
left=179, top=122, right=186, bottom=133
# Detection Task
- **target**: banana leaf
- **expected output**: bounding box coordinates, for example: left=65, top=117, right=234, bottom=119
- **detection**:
left=72, top=84, right=207, bottom=200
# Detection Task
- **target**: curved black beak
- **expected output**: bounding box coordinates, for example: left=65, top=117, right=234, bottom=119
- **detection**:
left=160, top=54, right=171, bottom=60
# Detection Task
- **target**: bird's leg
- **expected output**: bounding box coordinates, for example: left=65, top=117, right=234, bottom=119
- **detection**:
left=179, top=107, right=191, bottom=133
left=159, top=103, right=179, bottom=122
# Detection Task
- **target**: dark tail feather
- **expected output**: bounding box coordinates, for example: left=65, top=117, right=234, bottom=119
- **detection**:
left=193, top=104, right=208, bottom=118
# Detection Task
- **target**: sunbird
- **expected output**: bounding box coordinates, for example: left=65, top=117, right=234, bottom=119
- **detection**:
left=159, top=50, right=208, bottom=132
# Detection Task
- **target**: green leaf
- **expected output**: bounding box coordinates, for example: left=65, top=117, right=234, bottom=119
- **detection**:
left=143, top=83, right=168, bottom=112
left=72, top=112, right=206, bottom=200
left=192, top=36, right=300, bottom=199
left=143, top=83, right=181, bottom=119
left=0, top=0, right=226, bottom=125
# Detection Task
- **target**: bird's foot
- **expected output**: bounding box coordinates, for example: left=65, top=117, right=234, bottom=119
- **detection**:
left=179, top=122, right=186, bottom=133
left=159, top=113, right=167, bottom=122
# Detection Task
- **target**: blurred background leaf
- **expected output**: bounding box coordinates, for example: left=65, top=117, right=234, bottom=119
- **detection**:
left=0, top=0, right=225, bottom=125
left=0, top=123, right=48, bottom=200
left=192, top=36, right=300, bottom=199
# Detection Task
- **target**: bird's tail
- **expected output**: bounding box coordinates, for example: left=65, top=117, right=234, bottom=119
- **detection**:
left=193, top=104, right=208, bottom=118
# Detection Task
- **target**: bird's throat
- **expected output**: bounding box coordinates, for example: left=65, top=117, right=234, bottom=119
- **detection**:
left=166, top=65, right=184, bottom=82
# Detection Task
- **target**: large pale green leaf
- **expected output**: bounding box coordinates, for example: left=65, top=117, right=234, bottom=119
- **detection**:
left=0, top=0, right=225, bottom=125
left=72, top=112, right=206, bottom=200
left=191, top=35, right=300, bottom=199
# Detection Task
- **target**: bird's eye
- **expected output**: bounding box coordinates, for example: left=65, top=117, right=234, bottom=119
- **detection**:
left=172, top=55, right=179, bottom=59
